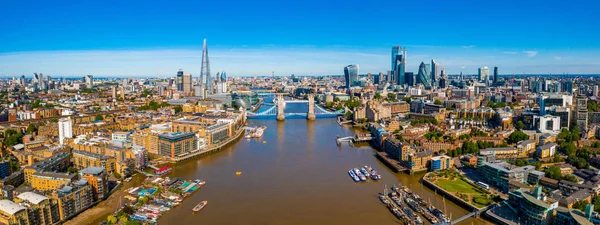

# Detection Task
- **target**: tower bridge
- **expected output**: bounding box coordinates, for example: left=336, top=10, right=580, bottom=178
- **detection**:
left=247, top=94, right=344, bottom=120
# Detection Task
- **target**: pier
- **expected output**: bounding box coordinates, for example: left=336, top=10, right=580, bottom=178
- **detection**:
left=336, top=134, right=373, bottom=146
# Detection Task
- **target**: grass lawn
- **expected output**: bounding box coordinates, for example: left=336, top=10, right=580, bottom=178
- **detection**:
left=436, top=178, right=479, bottom=193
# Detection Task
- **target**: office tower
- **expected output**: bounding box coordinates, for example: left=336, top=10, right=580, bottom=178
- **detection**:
left=58, top=117, right=73, bottom=145
left=387, top=71, right=394, bottom=83
left=493, top=67, right=499, bottom=84
left=183, top=73, right=192, bottom=94
left=564, top=81, right=573, bottom=93
left=200, top=38, right=212, bottom=95
left=594, top=85, right=599, bottom=97
left=431, top=59, right=440, bottom=88
left=216, top=71, right=228, bottom=94
left=405, top=72, right=415, bottom=86
left=176, top=70, right=184, bottom=91
left=417, top=62, right=431, bottom=88
left=367, top=73, right=372, bottom=82
left=344, top=65, right=359, bottom=89
left=539, top=95, right=546, bottom=116
left=478, top=67, right=489, bottom=84
left=391, top=46, right=399, bottom=71
left=576, top=96, right=588, bottom=130
left=85, top=74, right=94, bottom=88
left=378, top=72, right=384, bottom=85
left=393, top=46, right=407, bottom=85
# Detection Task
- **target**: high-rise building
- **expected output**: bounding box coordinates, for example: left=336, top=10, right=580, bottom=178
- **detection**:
left=111, top=86, right=117, bottom=99
left=200, top=38, right=212, bottom=95
left=344, top=65, right=359, bottom=89
left=378, top=72, right=384, bottom=85
left=183, top=73, right=192, bottom=94
left=405, top=72, right=415, bottom=86
left=392, top=46, right=407, bottom=85
left=563, top=81, right=573, bottom=93
left=417, top=62, right=431, bottom=88
left=58, top=117, right=72, bottom=145
left=85, top=74, right=94, bottom=88
left=176, top=70, right=184, bottom=91
left=431, top=59, right=440, bottom=88
left=576, top=96, right=588, bottom=130
left=478, top=67, right=489, bottom=84
left=216, top=71, right=228, bottom=94
left=493, top=67, right=499, bottom=84
left=594, top=85, right=599, bottom=97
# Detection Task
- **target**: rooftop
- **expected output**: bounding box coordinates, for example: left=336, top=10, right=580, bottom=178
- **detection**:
left=80, top=166, right=105, bottom=175
left=0, top=200, right=26, bottom=215
left=17, top=192, right=48, bottom=204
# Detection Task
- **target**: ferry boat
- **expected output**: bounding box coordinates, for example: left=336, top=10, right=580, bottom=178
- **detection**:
left=254, top=126, right=266, bottom=138
left=193, top=201, right=208, bottom=212
left=353, top=168, right=367, bottom=181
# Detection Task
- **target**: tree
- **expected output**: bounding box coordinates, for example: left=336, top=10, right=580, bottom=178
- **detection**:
left=26, top=124, right=37, bottom=134
left=173, top=106, right=183, bottom=114
left=95, top=114, right=104, bottom=121
left=573, top=200, right=588, bottom=211
left=67, top=167, right=78, bottom=174
left=107, top=215, right=117, bottom=225
left=588, top=101, right=599, bottom=112
left=387, top=93, right=397, bottom=101
left=516, top=121, right=525, bottom=130
left=402, top=96, right=412, bottom=103
left=374, top=93, right=382, bottom=100
left=507, top=130, right=529, bottom=144
left=544, top=166, right=562, bottom=180
left=560, top=142, right=576, bottom=156
left=434, top=100, right=442, bottom=105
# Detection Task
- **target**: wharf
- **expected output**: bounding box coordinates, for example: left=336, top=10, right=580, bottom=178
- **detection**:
left=375, top=152, right=408, bottom=172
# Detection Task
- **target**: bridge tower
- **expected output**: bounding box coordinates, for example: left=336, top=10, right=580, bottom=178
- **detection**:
left=307, top=94, right=316, bottom=120
left=276, top=94, right=285, bottom=121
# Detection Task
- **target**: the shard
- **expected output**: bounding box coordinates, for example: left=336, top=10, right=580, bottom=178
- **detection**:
left=200, top=38, right=212, bottom=94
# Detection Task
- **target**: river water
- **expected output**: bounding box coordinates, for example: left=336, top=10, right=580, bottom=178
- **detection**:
left=157, top=115, right=492, bottom=225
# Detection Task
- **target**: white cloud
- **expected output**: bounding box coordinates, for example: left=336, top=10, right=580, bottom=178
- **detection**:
left=461, top=45, right=476, bottom=49
left=523, top=50, right=538, bottom=57
left=502, top=51, right=518, bottom=55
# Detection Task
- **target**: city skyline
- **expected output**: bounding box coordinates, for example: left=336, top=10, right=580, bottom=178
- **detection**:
left=1, top=0, right=599, bottom=76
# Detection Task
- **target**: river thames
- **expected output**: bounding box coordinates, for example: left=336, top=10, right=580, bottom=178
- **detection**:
left=154, top=117, right=492, bottom=225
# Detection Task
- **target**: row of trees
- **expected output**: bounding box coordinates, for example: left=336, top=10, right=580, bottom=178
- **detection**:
left=138, top=101, right=170, bottom=111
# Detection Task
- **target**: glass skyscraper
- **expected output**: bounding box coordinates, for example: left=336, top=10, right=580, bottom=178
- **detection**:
left=417, top=62, right=431, bottom=88
left=431, top=59, right=440, bottom=88
left=344, top=64, right=359, bottom=89
left=392, top=46, right=406, bottom=85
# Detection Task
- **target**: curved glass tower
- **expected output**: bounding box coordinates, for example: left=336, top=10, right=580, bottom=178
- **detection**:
left=344, top=64, right=359, bottom=89
left=417, top=62, right=431, bottom=88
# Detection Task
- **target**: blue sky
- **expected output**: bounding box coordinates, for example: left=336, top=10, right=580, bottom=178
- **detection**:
left=1, top=0, right=599, bottom=77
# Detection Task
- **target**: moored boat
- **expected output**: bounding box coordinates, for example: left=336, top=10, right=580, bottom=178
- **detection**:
left=193, top=201, right=208, bottom=212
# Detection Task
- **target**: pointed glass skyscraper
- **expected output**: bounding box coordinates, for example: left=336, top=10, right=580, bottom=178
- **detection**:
left=200, top=38, right=212, bottom=94
left=417, top=62, right=431, bottom=88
